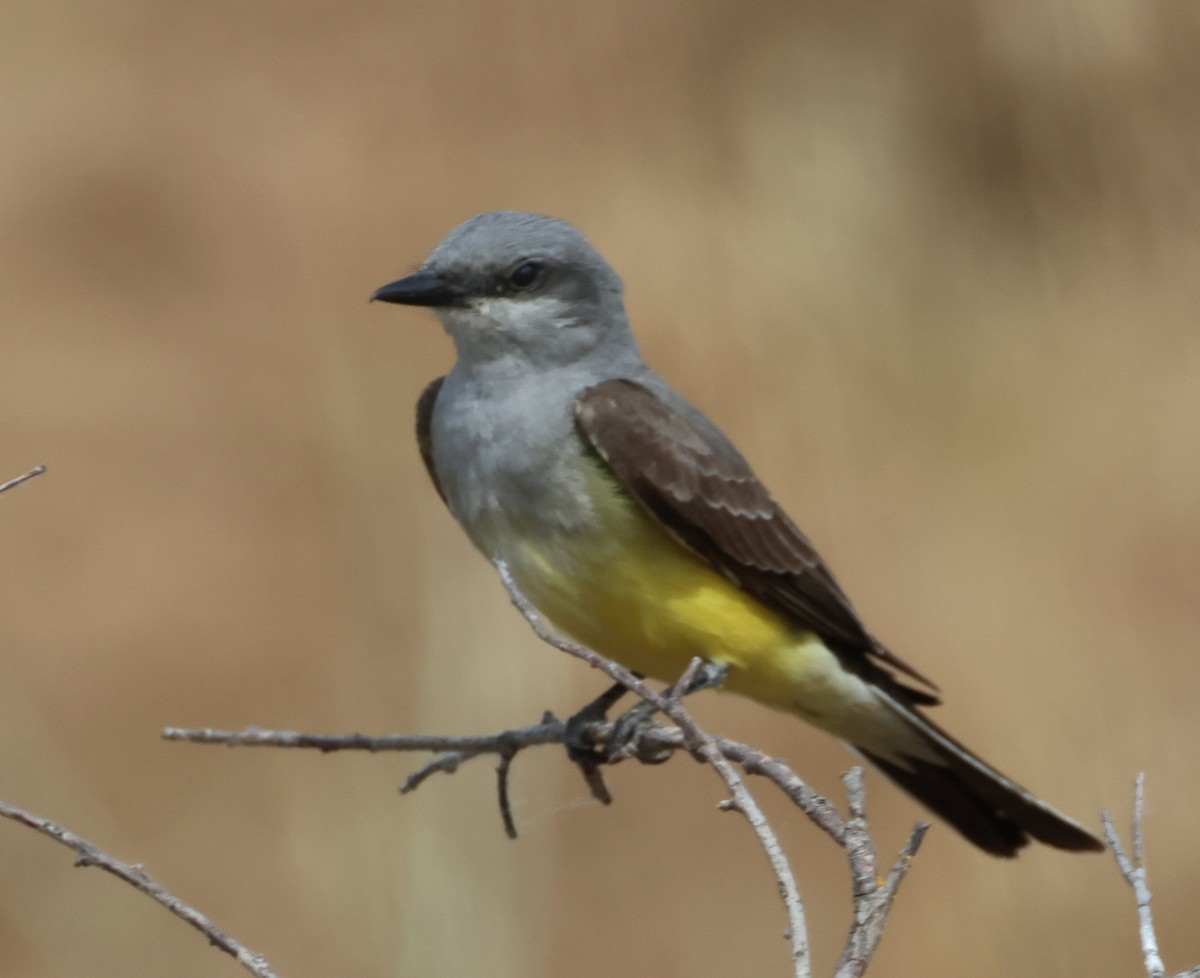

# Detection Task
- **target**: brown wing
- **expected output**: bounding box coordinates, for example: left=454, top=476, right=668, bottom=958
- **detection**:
left=575, top=378, right=939, bottom=705
left=415, top=376, right=447, bottom=504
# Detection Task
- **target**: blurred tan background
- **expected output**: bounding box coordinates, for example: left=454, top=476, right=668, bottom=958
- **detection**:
left=2, top=0, right=1198, bottom=975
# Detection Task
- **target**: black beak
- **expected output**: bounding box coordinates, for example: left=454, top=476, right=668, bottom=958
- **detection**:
left=370, top=269, right=468, bottom=307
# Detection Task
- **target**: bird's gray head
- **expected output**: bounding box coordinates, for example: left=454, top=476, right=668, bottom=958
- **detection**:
left=372, top=211, right=635, bottom=370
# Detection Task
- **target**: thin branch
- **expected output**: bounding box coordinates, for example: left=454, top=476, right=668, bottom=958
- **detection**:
left=0, top=465, right=46, bottom=495
left=163, top=724, right=562, bottom=755
left=165, top=715, right=918, bottom=976
left=0, top=798, right=279, bottom=978
left=841, top=768, right=878, bottom=901
left=493, top=562, right=928, bottom=978
left=833, top=770, right=927, bottom=978
left=495, top=734, right=519, bottom=840
left=164, top=721, right=850, bottom=832
left=1102, top=774, right=1163, bottom=978
left=164, top=657, right=852, bottom=845
left=672, top=667, right=812, bottom=978
left=166, top=719, right=852, bottom=841
left=400, top=749, right=473, bottom=792
left=835, top=822, right=926, bottom=978
left=166, top=564, right=925, bottom=977
left=720, top=740, right=846, bottom=845
left=1101, top=774, right=1198, bottom=978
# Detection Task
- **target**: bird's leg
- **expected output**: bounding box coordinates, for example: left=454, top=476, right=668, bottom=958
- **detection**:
left=564, top=661, right=731, bottom=797
left=563, top=681, right=630, bottom=804
left=680, top=659, right=731, bottom=696
left=564, top=681, right=629, bottom=761
left=607, top=660, right=731, bottom=764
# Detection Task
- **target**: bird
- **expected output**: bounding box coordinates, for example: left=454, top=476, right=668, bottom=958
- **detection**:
left=371, top=210, right=1103, bottom=856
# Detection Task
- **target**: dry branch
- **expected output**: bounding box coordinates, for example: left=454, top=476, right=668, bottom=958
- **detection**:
left=0, top=464, right=46, bottom=495
left=166, top=562, right=929, bottom=977
left=0, top=799, right=279, bottom=978
left=1102, top=775, right=1198, bottom=978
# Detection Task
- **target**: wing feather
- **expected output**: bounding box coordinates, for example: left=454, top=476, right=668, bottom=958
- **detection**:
left=415, top=376, right=447, bottom=504
left=575, top=378, right=938, bottom=704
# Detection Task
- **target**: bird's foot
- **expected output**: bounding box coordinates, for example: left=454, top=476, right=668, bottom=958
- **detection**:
left=563, top=681, right=629, bottom=804
left=606, top=699, right=673, bottom=764
left=606, top=659, right=731, bottom=764
left=677, top=659, right=730, bottom=697
left=564, top=681, right=628, bottom=763
left=563, top=661, right=731, bottom=795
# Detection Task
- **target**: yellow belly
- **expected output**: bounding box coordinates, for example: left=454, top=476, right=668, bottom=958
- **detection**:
left=503, top=470, right=861, bottom=721
left=484, top=463, right=931, bottom=760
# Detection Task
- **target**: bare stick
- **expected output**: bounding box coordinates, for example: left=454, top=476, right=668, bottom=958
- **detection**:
left=495, top=734, right=519, bottom=840
left=165, top=720, right=852, bottom=842
left=841, top=768, right=878, bottom=901
left=835, top=823, right=927, bottom=978
left=719, top=740, right=846, bottom=845
left=833, top=769, right=927, bottom=978
left=163, top=721, right=847, bottom=828
left=1100, top=774, right=1200, bottom=978
left=0, top=465, right=46, bottom=495
left=0, top=799, right=279, bottom=978
left=165, top=717, right=916, bottom=977
left=672, top=663, right=812, bottom=978
left=164, top=720, right=573, bottom=837
left=163, top=722, right=566, bottom=758
left=1102, top=774, right=1163, bottom=978
left=166, top=568, right=924, bottom=977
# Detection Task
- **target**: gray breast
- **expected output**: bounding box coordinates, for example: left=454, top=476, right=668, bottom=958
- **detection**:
left=430, top=365, right=603, bottom=557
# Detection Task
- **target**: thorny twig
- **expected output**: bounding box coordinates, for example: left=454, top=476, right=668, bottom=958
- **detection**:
left=0, top=799, right=279, bottom=978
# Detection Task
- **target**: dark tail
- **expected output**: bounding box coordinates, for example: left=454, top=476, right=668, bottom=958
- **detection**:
left=859, top=695, right=1104, bottom=857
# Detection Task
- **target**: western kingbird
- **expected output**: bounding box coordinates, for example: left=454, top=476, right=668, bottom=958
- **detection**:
left=372, top=211, right=1102, bottom=857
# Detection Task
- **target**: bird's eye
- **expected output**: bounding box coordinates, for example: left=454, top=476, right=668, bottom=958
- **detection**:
left=507, top=261, right=543, bottom=291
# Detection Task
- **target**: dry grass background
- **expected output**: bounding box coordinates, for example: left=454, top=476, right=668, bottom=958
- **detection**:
left=2, top=0, right=1198, bottom=975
